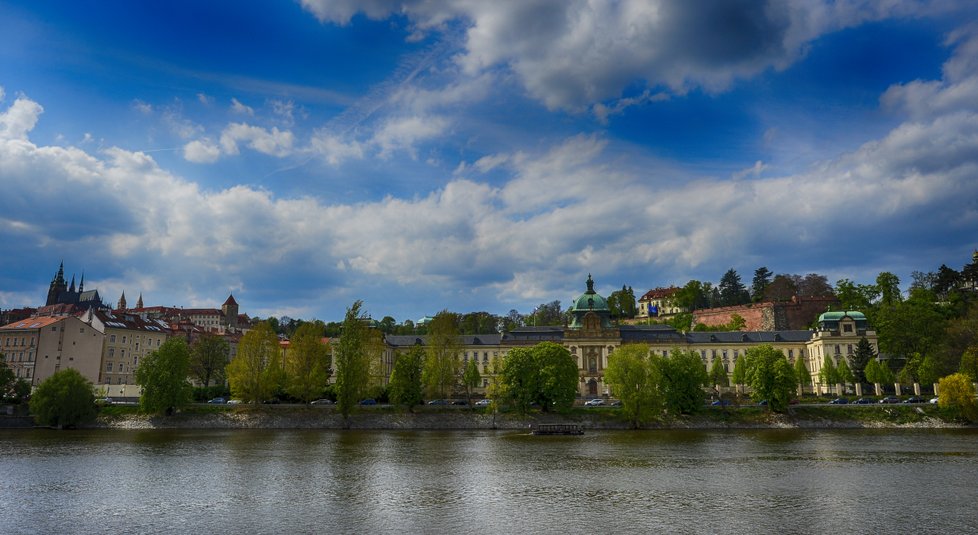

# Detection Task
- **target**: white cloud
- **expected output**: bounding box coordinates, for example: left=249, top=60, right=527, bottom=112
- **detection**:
left=132, top=100, right=153, bottom=114
left=301, top=0, right=960, bottom=111
left=271, top=99, right=296, bottom=126
left=230, top=97, right=254, bottom=115
left=197, top=93, right=213, bottom=105
left=373, top=115, right=450, bottom=158
left=182, top=139, right=222, bottom=163
left=309, top=131, right=364, bottom=165
left=0, top=96, right=43, bottom=140
left=219, top=122, right=294, bottom=157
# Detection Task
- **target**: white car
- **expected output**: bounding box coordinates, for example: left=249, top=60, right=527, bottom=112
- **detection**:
left=584, top=398, right=605, bottom=407
left=474, top=399, right=491, bottom=406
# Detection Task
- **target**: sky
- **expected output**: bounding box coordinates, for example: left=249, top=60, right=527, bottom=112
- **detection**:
left=2, top=0, right=978, bottom=324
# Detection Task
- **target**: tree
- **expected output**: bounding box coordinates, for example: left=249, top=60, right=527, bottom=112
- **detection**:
left=189, top=333, right=230, bottom=388
left=136, top=338, right=192, bottom=415
left=608, top=285, right=637, bottom=319
left=0, top=356, right=31, bottom=404
left=819, top=356, right=838, bottom=386
left=532, top=342, right=578, bottom=411
left=529, top=300, right=563, bottom=326
left=764, top=274, right=798, bottom=302
left=875, top=291, right=946, bottom=363
left=718, top=269, right=749, bottom=306
left=462, top=358, right=481, bottom=405
left=29, top=369, right=97, bottom=428
left=708, top=357, right=728, bottom=387
left=658, top=348, right=708, bottom=415
left=732, top=355, right=748, bottom=387
left=333, top=301, right=379, bottom=420
left=916, top=354, right=940, bottom=386
left=836, top=358, right=855, bottom=386
left=934, top=264, right=961, bottom=300
left=797, top=273, right=834, bottom=297
left=226, top=322, right=285, bottom=405
left=751, top=267, right=773, bottom=302
left=423, top=311, right=462, bottom=400
left=794, top=356, right=810, bottom=392
left=876, top=272, right=902, bottom=306
left=851, top=337, right=875, bottom=384
left=864, top=359, right=884, bottom=385
left=604, top=344, right=662, bottom=428
left=285, top=323, right=330, bottom=403
left=501, top=342, right=577, bottom=414
left=673, top=280, right=711, bottom=310
left=744, top=345, right=796, bottom=412
left=959, top=347, right=978, bottom=382
left=388, top=345, right=424, bottom=410
left=835, top=278, right=878, bottom=313
left=938, top=373, right=978, bottom=422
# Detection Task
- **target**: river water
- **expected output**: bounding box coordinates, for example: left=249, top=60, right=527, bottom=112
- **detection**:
left=1, top=428, right=976, bottom=534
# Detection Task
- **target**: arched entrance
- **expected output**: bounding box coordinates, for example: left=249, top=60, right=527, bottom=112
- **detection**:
left=587, top=378, right=598, bottom=397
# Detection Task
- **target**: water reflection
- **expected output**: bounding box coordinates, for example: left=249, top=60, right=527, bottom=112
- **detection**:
left=1, top=429, right=978, bottom=533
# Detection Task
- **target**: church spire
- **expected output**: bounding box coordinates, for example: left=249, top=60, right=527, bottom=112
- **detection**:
left=79, top=272, right=85, bottom=293
left=69, top=274, right=76, bottom=293
left=118, top=291, right=127, bottom=311
left=136, top=293, right=143, bottom=309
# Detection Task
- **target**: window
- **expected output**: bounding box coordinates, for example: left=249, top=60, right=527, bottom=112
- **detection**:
left=834, top=345, right=840, bottom=355
left=109, top=348, right=115, bottom=358
left=700, top=350, right=706, bottom=359
left=788, top=349, right=794, bottom=359
left=110, top=334, right=116, bottom=343
left=847, top=344, right=853, bottom=355
left=122, top=336, right=127, bottom=344
left=843, top=323, right=853, bottom=333
left=107, top=362, right=113, bottom=372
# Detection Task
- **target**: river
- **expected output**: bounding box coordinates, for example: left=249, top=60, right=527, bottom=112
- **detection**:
left=1, top=428, right=976, bottom=534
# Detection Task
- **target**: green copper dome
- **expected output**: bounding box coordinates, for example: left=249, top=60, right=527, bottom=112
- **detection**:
left=568, top=274, right=612, bottom=329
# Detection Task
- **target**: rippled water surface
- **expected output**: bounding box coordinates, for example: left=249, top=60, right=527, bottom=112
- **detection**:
left=2, top=428, right=977, bottom=534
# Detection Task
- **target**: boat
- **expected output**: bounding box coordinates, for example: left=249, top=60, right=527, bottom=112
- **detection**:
left=531, top=423, right=584, bottom=435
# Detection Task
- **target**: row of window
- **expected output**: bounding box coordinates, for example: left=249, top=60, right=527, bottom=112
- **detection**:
left=3, top=336, right=37, bottom=347
left=4, top=351, right=36, bottom=362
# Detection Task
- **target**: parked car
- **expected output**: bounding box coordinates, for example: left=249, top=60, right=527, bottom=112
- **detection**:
left=903, top=396, right=926, bottom=404
left=711, top=400, right=731, bottom=407
left=879, top=396, right=901, bottom=404
left=359, top=398, right=377, bottom=405
left=828, top=398, right=849, bottom=404
left=427, top=399, right=449, bottom=405
left=609, top=400, right=622, bottom=407
left=451, top=400, right=468, bottom=406
left=207, top=397, right=227, bottom=404
left=310, top=399, right=333, bottom=405
left=757, top=399, right=769, bottom=406
left=853, top=398, right=874, bottom=404
left=227, top=399, right=242, bottom=405
left=474, top=399, right=491, bottom=406
left=584, top=398, right=605, bottom=407
left=930, top=397, right=940, bottom=404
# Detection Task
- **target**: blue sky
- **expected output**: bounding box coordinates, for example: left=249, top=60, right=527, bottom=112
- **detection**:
left=2, top=0, right=977, bottom=324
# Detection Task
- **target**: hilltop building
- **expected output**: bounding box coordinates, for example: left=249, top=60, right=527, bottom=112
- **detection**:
left=39, top=262, right=106, bottom=314
left=636, top=287, right=685, bottom=319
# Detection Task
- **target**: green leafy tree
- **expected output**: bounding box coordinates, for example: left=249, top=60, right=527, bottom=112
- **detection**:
left=333, top=301, right=380, bottom=420
left=501, top=347, right=537, bottom=414
left=851, top=337, right=875, bottom=384
left=877, top=361, right=896, bottom=385
left=797, top=273, right=834, bottom=297
left=604, top=344, right=662, bottom=428
left=29, top=369, right=97, bottom=428
left=501, top=342, right=577, bottom=414
left=658, top=348, right=708, bottom=415
left=667, top=312, right=693, bottom=332
left=608, top=285, right=637, bottom=319
left=226, top=322, right=286, bottom=405
left=673, top=280, right=711, bottom=310
left=423, top=311, right=462, bottom=400
left=744, top=345, right=796, bottom=412
left=718, top=268, right=750, bottom=306
left=462, top=358, right=481, bottom=405
left=876, top=272, right=902, bottom=306
left=836, top=358, right=855, bottom=386
left=794, top=356, right=810, bottom=392
left=533, top=342, right=578, bottom=411
left=388, top=345, right=425, bottom=410
left=835, top=278, right=878, bottom=314
left=0, top=355, right=25, bottom=402
left=136, top=338, right=193, bottom=415
left=917, top=354, right=940, bottom=386
left=732, top=355, right=748, bottom=387
left=938, top=373, right=978, bottom=422
left=751, top=267, right=773, bottom=302
left=708, top=357, right=728, bottom=387
left=864, top=359, right=883, bottom=384
left=189, top=333, right=230, bottom=388
left=285, top=323, right=330, bottom=402
left=959, top=347, right=978, bottom=382
left=819, top=356, right=839, bottom=386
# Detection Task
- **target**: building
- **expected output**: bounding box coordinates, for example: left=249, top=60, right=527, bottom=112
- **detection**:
left=636, top=287, right=684, bottom=319
left=40, top=262, right=106, bottom=313
left=0, top=315, right=105, bottom=385
left=80, top=309, right=171, bottom=386
left=131, top=293, right=243, bottom=333
left=355, top=275, right=879, bottom=399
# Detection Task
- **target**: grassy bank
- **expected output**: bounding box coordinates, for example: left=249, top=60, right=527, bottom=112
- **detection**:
left=88, top=402, right=968, bottom=430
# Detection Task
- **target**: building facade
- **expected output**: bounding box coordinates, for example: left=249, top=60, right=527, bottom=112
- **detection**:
left=80, top=309, right=171, bottom=386
left=0, top=315, right=105, bottom=385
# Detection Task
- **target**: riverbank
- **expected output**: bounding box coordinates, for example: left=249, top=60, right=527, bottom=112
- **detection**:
left=83, top=404, right=966, bottom=430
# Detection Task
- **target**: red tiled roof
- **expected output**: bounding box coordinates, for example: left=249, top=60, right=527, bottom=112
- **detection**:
left=1, top=316, right=65, bottom=330
left=639, top=287, right=679, bottom=301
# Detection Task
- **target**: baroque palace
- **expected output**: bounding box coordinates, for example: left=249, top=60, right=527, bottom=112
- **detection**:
left=381, top=275, right=877, bottom=397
